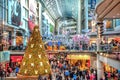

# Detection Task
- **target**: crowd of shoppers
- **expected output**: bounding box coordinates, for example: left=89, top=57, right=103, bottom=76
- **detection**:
left=0, top=53, right=120, bottom=80
left=0, top=63, right=20, bottom=80
left=41, top=54, right=97, bottom=80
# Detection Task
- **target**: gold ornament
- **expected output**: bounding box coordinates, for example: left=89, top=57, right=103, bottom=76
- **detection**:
left=38, top=55, right=41, bottom=58
left=45, top=69, right=47, bottom=73
left=30, top=38, right=33, bottom=41
left=47, top=61, right=49, bottom=64
left=39, top=45, right=42, bottom=48
left=24, top=70, right=27, bottom=74
left=45, top=55, right=47, bottom=57
left=23, top=62, right=25, bottom=65
left=31, top=44, right=34, bottom=48
left=29, top=54, right=32, bottom=58
left=35, top=29, right=38, bottom=32
left=40, top=62, right=43, bottom=66
left=35, top=70, right=38, bottom=74
left=31, top=63, right=34, bottom=66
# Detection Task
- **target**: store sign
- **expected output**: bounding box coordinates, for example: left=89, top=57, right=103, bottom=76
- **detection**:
left=0, top=51, right=10, bottom=62
left=11, top=56, right=23, bottom=62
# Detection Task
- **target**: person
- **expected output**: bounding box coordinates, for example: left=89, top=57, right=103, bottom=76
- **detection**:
left=0, top=68, right=5, bottom=80
left=38, top=74, right=43, bottom=80
left=15, top=65, right=20, bottom=74
left=48, top=73, right=52, bottom=80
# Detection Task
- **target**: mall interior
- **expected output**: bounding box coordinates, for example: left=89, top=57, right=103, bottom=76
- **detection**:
left=0, top=0, right=120, bottom=80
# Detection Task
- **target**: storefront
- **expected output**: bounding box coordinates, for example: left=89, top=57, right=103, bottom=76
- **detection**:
left=103, top=63, right=115, bottom=72
left=9, top=54, right=23, bottom=67
left=67, top=54, right=90, bottom=70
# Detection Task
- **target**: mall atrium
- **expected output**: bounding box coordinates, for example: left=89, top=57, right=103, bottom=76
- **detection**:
left=0, top=0, right=120, bottom=80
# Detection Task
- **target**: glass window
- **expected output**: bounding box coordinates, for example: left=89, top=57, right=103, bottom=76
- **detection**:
left=25, top=0, right=29, bottom=8
left=105, top=19, right=114, bottom=31
left=36, top=17, right=39, bottom=25
left=0, top=0, right=7, bottom=21
left=23, top=19, right=28, bottom=29
left=24, top=8, right=28, bottom=18
left=25, top=20, right=28, bottom=29
left=0, top=6, right=2, bottom=20
left=115, top=19, right=120, bottom=27
left=88, top=20, right=92, bottom=29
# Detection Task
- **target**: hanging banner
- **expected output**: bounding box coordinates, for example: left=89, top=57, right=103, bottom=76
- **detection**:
left=0, top=51, right=10, bottom=62
left=8, top=0, right=21, bottom=26
left=28, top=0, right=37, bottom=32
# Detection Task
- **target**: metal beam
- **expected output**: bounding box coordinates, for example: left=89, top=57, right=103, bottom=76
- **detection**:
left=39, top=0, right=55, bottom=22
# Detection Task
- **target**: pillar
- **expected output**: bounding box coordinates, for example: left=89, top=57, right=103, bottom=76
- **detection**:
left=12, top=29, right=16, bottom=46
left=8, top=0, right=12, bottom=24
left=96, top=18, right=104, bottom=80
left=97, top=54, right=104, bottom=80
left=77, top=0, right=82, bottom=34
left=84, top=0, right=89, bottom=32
left=23, top=32, right=27, bottom=46
left=38, top=2, right=42, bottom=35
left=54, top=20, right=57, bottom=35
left=57, top=21, right=62, bottom=35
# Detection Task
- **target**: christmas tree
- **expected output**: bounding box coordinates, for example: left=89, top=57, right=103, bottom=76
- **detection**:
left=18, top=25, right=51, bottom=76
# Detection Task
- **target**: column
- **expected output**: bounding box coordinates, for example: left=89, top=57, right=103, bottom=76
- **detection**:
left=77, top=0, right=82, bottom=34
left=55, top=20, right=58, bottom=35
left=38, top=2, right=42, bottom=35
left=23, top=33, right=27, bottom=47
left=97, top=54, right=104, bottom=80
left=84, top=0, right=89, bottom=32
left=112, top=19, right=116, bottom=30
left=96, top=19, right=103, bottom=51
left=57, top=21, right=62, bottom=35
left=96, top=18, right=104, bottom=80
left=12, top=29, right=16, bottom=46
left=8, top=0, right=12, bottom=24
left=22, top=31, right=27, bottom=47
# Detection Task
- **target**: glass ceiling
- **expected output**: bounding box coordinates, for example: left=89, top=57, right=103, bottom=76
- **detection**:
left=41, top=0, right=78, bottom=21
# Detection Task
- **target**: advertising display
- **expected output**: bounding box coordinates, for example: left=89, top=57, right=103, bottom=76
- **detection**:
left=0, top=51, right=10, bottom=62
left=28, top=0, right=37, bottom=31
left=10, top=56, right=23, bottom=62
left=8, top=0, right=21, bottom=26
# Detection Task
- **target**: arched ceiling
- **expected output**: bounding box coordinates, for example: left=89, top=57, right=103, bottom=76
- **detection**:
left=41, top=0, right=78, bottom=21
